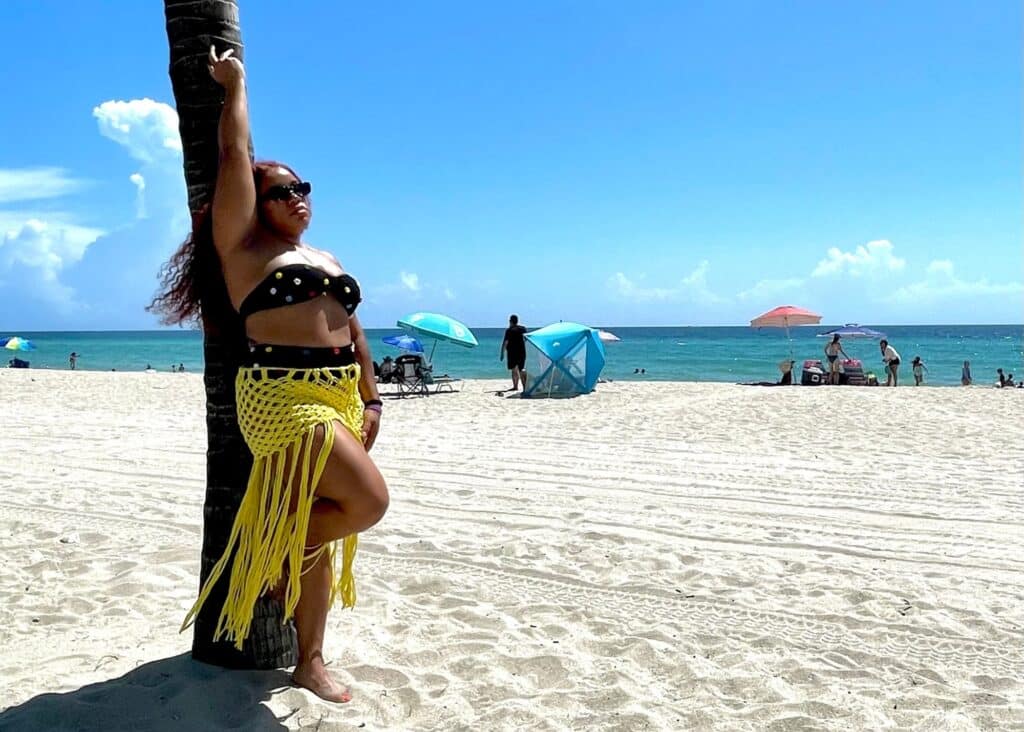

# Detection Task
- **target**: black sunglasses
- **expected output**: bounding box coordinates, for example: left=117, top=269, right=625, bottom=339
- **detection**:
left=261, top=180, right=312, bottom=202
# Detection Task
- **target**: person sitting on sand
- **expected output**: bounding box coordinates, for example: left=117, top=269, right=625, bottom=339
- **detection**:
left=778, top=359, right=794, bottom=385
left=1006, top=373, right=1016, bottom=387
left=379, top=355, right=396, bottom=383
left=911, top=356, right=928, bottom=386
left=961, top=361, right=972, bottom=386
left=148, top=48, right=388, bottom=703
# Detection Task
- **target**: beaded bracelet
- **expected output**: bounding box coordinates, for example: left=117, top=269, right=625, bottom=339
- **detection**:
left=364, top=398, right=383, bottom=414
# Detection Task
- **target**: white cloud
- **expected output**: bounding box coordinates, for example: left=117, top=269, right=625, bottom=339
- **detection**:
left=611, top=260, right=723, bottom=304
left=443, top=287, right=456, bottom=301
left=0, top=218, right=104, bottom=310
left=399, top=271, right=420, bottom=292
left=0, top=98, right=188, bottom=328
left=926, top=259, right=953, bottom=276
left=0, top=167, right=87, bottom=204
left=611, top=272, right=674, bottom=301
left=737, top=277, right=805, bottom=302
left=812, top=239, right=906, bottom=278
left=890, top=260, right=1023, bottom=303
left=129, top=173, right=146, bottom=219
left=93, top=99, right=182, bottom=164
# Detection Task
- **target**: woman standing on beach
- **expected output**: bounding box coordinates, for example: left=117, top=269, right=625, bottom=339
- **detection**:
left=150, top=48, right=388, bottom=703
left=823, top=335, right=848, bottom=385
left=880, top=339, right=901, bottom=387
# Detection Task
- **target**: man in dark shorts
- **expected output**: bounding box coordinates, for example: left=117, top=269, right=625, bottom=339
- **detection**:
left=499, top=314, right=527, bottom=391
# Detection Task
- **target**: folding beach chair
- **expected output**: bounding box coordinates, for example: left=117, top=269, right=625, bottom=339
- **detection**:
left=394, top=354, right=429, bottom=397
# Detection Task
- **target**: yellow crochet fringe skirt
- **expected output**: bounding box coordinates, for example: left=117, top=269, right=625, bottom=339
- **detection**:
left=181, top=356, right=364, bottom=649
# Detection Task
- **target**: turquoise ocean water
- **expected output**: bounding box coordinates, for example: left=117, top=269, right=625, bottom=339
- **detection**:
left=4, top=325, right=1022, bottom=386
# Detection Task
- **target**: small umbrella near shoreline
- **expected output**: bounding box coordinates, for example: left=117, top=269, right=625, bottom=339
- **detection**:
left=381, top=334, right=424, bottom=353
left=1, top=336, right=37, bottom=351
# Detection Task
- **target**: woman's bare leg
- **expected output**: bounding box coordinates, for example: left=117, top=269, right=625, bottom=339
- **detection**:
left=287, top=422, right=388, bottom=702
left=292, top=547, right=351, bottom=702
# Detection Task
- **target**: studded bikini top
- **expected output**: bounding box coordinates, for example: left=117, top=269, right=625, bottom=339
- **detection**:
left=237, top=264, right=362, bottom=321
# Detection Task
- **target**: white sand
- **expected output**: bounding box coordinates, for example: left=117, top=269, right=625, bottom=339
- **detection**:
left=0, top=369, right=1022, bottom=731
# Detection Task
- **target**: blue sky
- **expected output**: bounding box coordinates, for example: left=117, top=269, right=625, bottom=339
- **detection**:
left=0, top=1, right=1020, bottom=330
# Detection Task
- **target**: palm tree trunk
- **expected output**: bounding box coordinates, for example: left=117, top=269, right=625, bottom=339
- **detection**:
left=164, top=0, right=298, bottom=670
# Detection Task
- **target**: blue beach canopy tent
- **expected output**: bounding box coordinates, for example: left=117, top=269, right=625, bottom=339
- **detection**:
left=522, top=322, right=606, bottom=398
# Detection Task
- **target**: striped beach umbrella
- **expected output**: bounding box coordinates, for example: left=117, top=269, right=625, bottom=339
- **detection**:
left=1, top=336, right=37, bottom=351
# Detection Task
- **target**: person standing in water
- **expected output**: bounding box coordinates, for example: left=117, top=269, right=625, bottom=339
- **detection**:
left=911, top=356, right=928, bottom=386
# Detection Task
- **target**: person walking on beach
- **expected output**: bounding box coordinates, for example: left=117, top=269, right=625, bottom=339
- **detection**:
left=996, top=368, right=1007, bottom=387
left=823, top=335, right=849, bottom=385
left=500, top=314, right=528, bottom=391
left=68, top=352, right=78, bottom=370
left=962, top=361, right=973, bottom=386
left=911, top=356, right=928, bottom=386
left=149, top=48, right=388, bottom=703
left=880, top=339, right=901, bottom=387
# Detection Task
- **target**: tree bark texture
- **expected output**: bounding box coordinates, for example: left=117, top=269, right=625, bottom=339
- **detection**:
left=164, top=0, right=298, bottom=670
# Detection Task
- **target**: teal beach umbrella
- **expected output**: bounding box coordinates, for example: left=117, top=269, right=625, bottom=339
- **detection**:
left=397, top=312, right=478, bottom=360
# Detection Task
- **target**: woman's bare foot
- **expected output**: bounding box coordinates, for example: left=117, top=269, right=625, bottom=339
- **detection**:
left=292, top=655, right=352, bottom=703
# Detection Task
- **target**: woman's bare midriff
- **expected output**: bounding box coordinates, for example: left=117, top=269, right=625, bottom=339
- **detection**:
left=223, top=235, right=353, bottom=349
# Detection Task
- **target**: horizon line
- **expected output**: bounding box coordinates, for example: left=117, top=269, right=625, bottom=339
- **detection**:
left=4, top=322, right=1022, bottom=335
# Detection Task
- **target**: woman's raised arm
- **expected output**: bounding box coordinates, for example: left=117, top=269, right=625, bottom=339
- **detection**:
left=208, top=46, right=257, bottom=256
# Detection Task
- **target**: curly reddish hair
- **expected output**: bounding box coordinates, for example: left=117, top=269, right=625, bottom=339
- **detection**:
left=148, top=160, right=302, bottom=327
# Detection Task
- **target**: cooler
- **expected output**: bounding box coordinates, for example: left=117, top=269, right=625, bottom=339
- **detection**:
left=840, top=358, right=866, bottom=386
left=801, top=359, right=827, bottom=386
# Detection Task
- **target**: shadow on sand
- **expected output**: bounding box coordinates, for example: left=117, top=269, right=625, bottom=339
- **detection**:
left=0, top=653, right=294, bottom=731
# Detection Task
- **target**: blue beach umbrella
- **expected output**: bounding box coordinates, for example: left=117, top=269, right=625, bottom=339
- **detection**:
left=1, top=336, right=37, bottom=351
left=397, top=312, right=478, bottom=361
left=382, top=334, right=424, bottom=353
left=817, top=324, right=886, bottom=339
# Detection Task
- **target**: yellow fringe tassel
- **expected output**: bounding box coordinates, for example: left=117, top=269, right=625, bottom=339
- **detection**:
left=181, top=363, right=364, bottom=649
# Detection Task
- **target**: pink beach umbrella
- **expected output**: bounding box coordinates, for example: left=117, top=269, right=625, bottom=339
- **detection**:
left=750, top=305, right=822, bottom=359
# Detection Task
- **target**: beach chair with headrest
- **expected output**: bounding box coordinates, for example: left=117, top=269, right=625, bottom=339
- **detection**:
left=394, top=354, right=430, bottom=397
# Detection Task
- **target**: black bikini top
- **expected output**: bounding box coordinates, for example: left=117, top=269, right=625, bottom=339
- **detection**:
left=238, top=264, right=362, bottom=320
